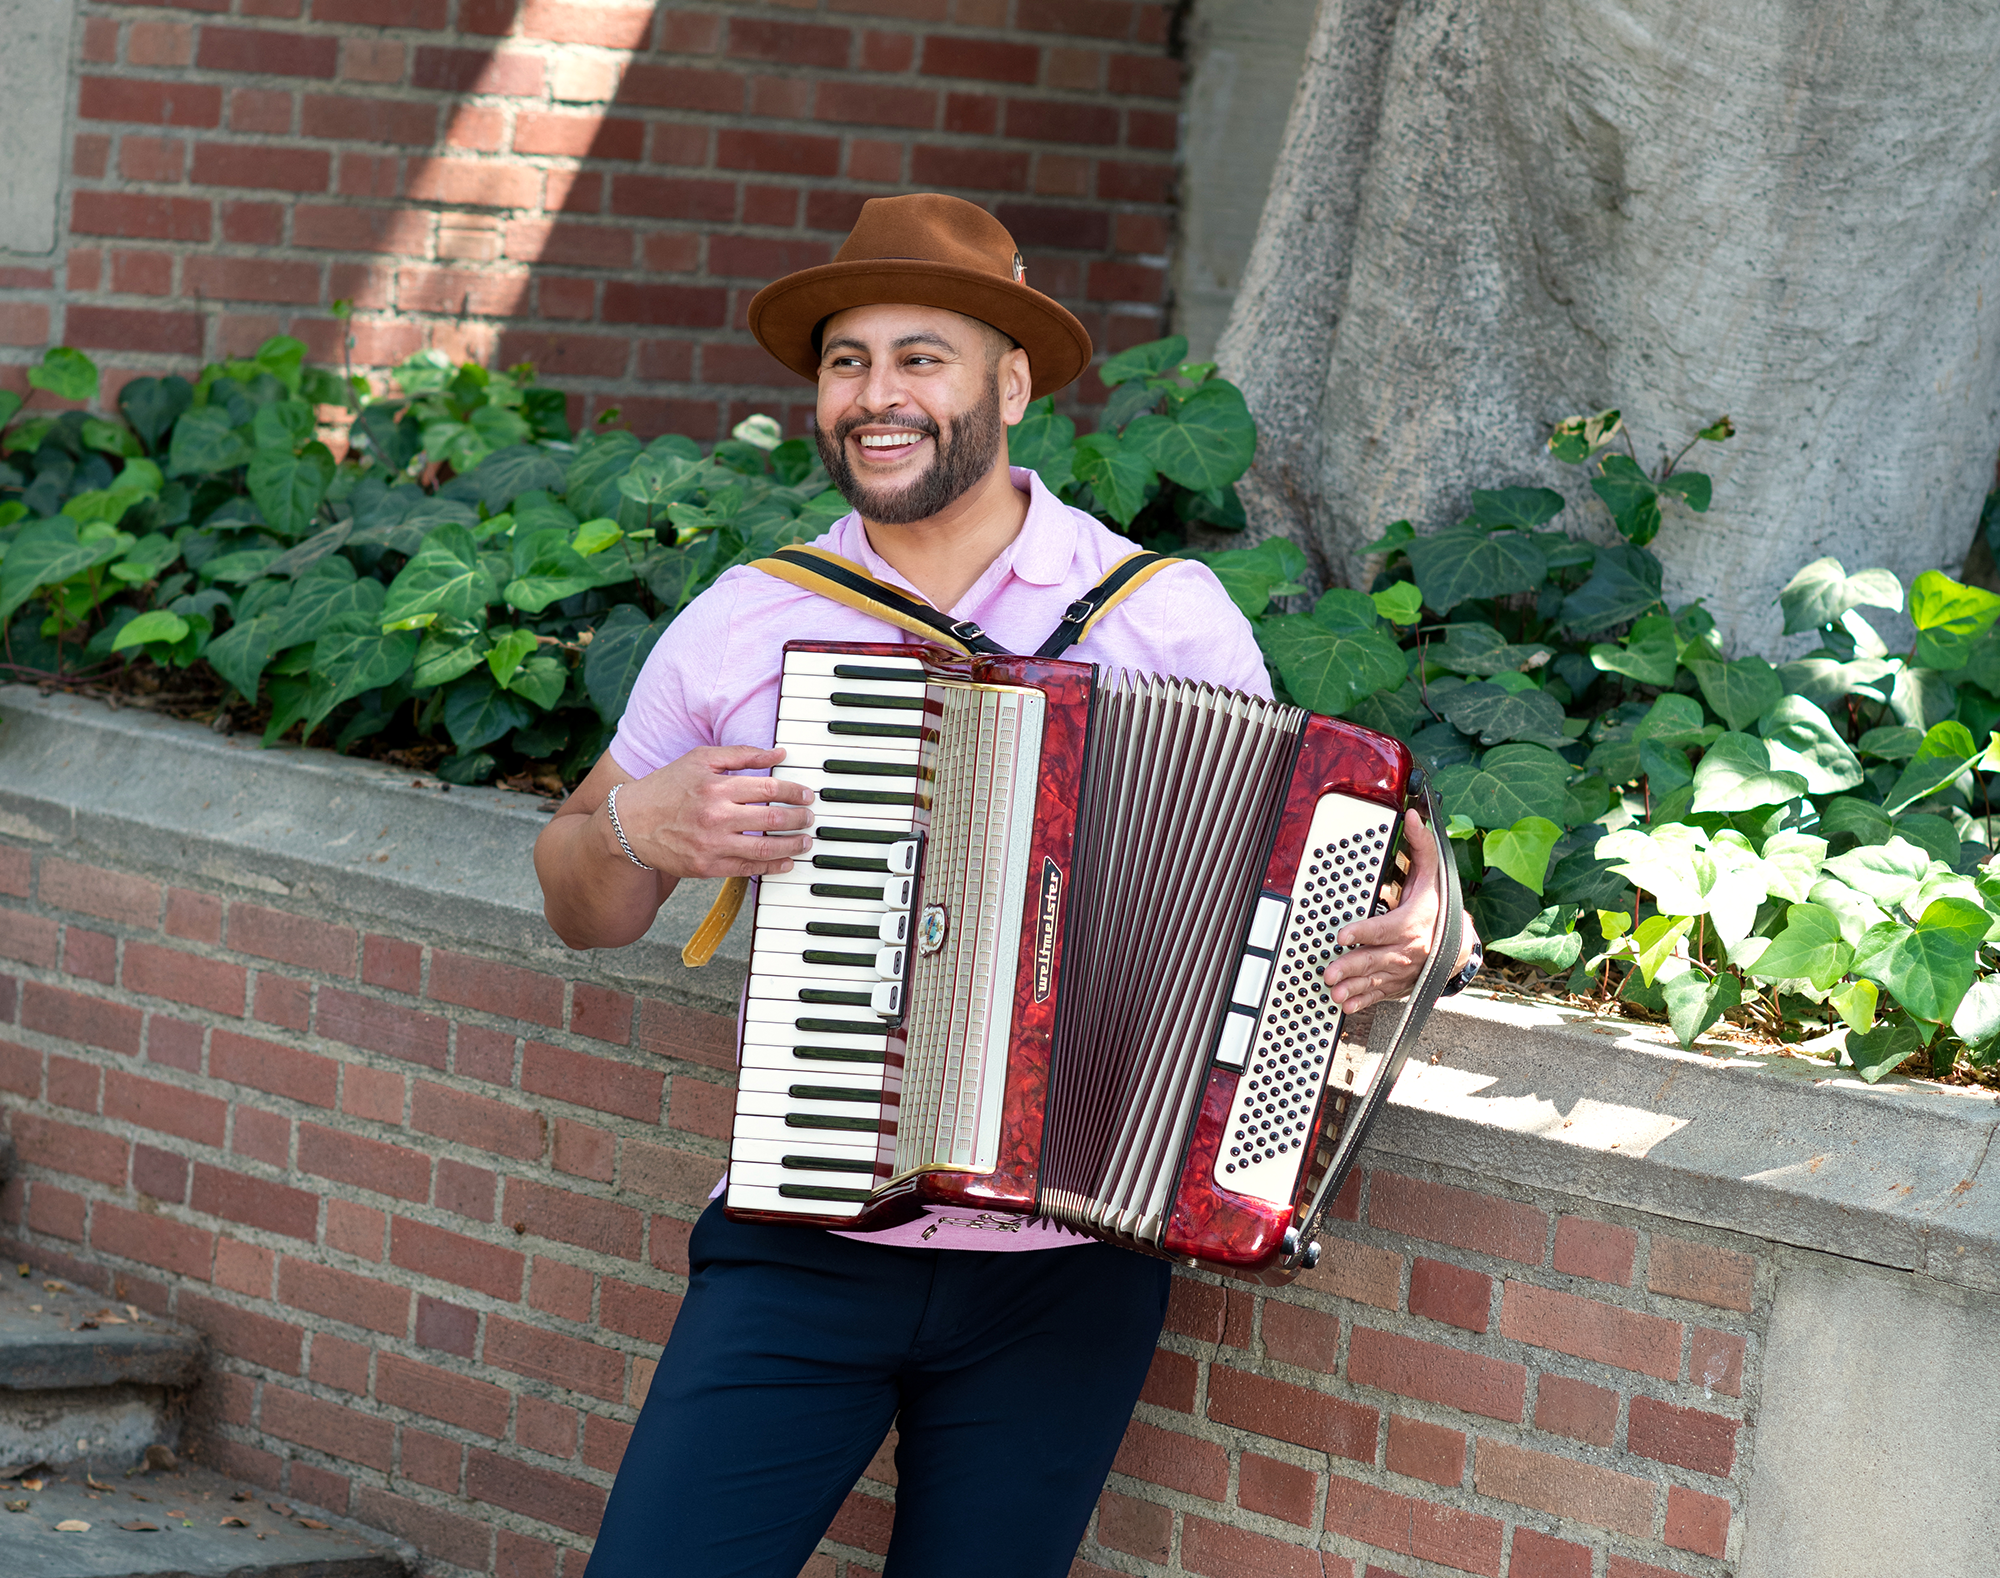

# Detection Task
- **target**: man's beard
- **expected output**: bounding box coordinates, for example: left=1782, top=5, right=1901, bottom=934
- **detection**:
left=815, top=383, right=1004, bottom=526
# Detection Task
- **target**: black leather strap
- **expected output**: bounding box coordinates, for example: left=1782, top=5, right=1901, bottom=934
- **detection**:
left=1033, top=550, right=1176, bottom=658
left=760, top=546, right=1011, bottom=656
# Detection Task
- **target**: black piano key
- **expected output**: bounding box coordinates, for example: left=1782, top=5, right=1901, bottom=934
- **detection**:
left=830, top=690, right=925, bottom=711
left=811, top=882, right=884, bottom=899
left=792, top=1044, right=888, bottom=1063
left=788, top=1084, right=883, bottom=1103
left=806, top=922, right=879, bottom=939
left=827, top=720, right=924, bottom=738
left=831, top=664, right=928, bottom=683
left=795, top=1017, right=884, bottom=1034
left=803, top=948, right=876, bottom=967
left=814, top=826, right=907, bottom=844
left=778, top=1184, right=874, bottom=1201
left=798, top=988, right=871, bottom=1006
left=781, top=1153, right=876, bottom=1173
left=820, top=789, right=922, bottom=806
left=785, top=1113, right=882, bottom=1131
left=812, top=854, right=894, bottom=873
left=823, top=758, right=927, bottom=779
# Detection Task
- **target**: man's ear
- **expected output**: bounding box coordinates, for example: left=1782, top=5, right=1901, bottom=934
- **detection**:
left=998, top=344, right=1033, bottom=425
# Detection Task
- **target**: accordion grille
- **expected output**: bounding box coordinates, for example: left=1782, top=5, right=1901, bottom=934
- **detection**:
left=894, top=685, right=1043, bottom=1179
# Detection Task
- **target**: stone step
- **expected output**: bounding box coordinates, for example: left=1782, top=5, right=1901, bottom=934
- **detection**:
left=0, top=1460, right=414, bottom=1577
left=0, top=1267, right=204, bottom=1474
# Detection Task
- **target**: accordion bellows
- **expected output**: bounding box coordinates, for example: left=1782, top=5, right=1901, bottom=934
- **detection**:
left=727, top=641, right=1421, bottom=1277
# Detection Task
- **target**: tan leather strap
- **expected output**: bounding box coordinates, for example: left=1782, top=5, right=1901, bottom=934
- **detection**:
left=1032, top=550, right=1183, bottom=658
left=744, top=545, right=1006, bottom=656
left=681, top=874, right=749, bottom=968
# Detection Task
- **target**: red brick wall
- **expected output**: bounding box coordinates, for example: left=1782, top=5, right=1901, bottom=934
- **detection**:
left=0, top=833, right=1757, bottom=1577
left=2, top=1, right=1183, bottom=440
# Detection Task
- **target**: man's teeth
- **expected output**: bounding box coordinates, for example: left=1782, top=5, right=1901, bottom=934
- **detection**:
left=859, top=433, right=924, bottom=449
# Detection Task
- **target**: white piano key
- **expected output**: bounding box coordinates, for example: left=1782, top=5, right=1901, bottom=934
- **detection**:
left=776, top=743, right=929, bottom=774
left=760, top=869, right=915, bottom=909
left=776, top=674, right=927, bottom=704
left=1247, top=894, right=1288, bottom=951
left=741, top=1030, right=890, bottom=1062
left=773, top=724, right=922, bottom=761
left=1231, top=953, right=1272, bottom=1009
left=774, top=768, right=930, bottom=809
left=751, top=940, right=907, bottom=980
left=755, top=905, right=911, bottom=945
left=737, top=1064, right=886, bottom=1096
left=726, top=1181, right=870, bottom=1217
left=737, top=1087, right=887, bottom=1122
left=778, top=694, right=932, bottom=727
left=782, top=650, right=927, bottom=680
left=1212, top=1009, right=1255, bottom=1071
left=742, top=998, right=889, bottom=1034
left=733, top=1122, right=882, bottom=1157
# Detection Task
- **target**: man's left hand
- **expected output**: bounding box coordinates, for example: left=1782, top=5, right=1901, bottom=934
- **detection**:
left=1321, top=809, right=1475, bottom=1013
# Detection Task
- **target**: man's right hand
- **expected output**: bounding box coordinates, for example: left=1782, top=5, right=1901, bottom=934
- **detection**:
left=606, top=745, right=816, bottom=878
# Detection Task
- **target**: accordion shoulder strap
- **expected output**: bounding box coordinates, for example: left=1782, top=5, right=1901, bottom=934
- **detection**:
left=1033, top=550, right=1183, bottom=659
left=743, top=545, right=1009, bottom=656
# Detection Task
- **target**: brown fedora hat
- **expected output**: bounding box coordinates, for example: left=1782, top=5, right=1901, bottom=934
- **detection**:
left=747, top=193, right=1092, bottom=401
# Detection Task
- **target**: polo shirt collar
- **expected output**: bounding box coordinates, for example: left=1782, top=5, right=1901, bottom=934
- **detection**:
left=828, top=466, right=1080, bottom=608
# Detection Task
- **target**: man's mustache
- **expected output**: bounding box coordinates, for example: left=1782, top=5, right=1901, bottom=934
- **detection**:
left=832, top=412, right=941, bottom=443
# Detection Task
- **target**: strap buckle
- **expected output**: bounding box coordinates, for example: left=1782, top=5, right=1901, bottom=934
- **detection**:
left=948, top=620, right=987, bottom=643
left=1060, top=599, right=1095, bottom=626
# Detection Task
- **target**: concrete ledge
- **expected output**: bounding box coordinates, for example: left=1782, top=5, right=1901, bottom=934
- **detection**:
left=0, top=685, right=747, bottom=1018
left=0, top=1277, right=204, bottom=1393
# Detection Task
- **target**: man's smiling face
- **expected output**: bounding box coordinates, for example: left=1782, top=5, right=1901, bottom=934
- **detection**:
left=813, top=303, right=1028, bottom=526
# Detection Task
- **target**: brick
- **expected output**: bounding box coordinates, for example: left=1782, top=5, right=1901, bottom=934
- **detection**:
left=600, top=1276, right=680, bottom=1343
left=352, top=1486, right=489, bottom=1570
left=503, top=1177, right=643, bottom=1260
left=1006, top=97, right=1119, bottom=146
left=1087, top=259, right=1167, bottom=302
left=413, top=46, right=544, bottom=95
left=214, top=1237, right=274, bottom=1298
left=1109, top=50, right=1182, bottom=98
left=1532, top=1373, right=1617, bottom=1448
left=397, top=265, right=531, bottom=317
left=78, top=75, right=222, bottom=127
left=411, top=1080, right=545, bottom=1160
left=0, top=847, right=28, bottom=898
left=1264, top=1302, right=1340, bottom=1372
left=227, top=904, right=355, bottom=975
left=849, top=136, right=904, bottom=182
left=601, top=281, right=731, bottom=328
left=1472, top=1439, right=1653, bottom=1538
left=1663, top=1485, right=1729, bottom=1557
left=91, top=1201, right=213, bottom=1278
left=1109, top=1418, right=1226, bottom=1500
left=0, top=911, right=58, bottom=968
left=995, top=200, right=1110, bottom=251
left=726, top=16, right=850, bottom=67
left=68, top=309, right=205, bottom=361
left=0, top=1037, right=37, bottom=1098
left=528, top=1256, right=592, bottom=1321
left=406, top=159, right=542, bottom=210
left=1499, top=1283, right=1681, bottom=1381
left=390, top=1217, right=526, bottom=1301
left=230, top=87, right=294, bottom=135
left=1181, top=1515, right=1326, bottom=1578
left=47, top=1053, right=102, bottom=1112
left=232, top=1107, right=290, bottom=1167
left=1347, top=1326, right=1525, bottom=1424
left=518, top=0, right=655, bottom=47
left=211, top=1030, right=337, bottom=1107
left=1508, top=1528, right=1592, bottom=1578
left=400, top=1425, right=462, bottom=1492
left=321, top=1200, right=383, bottom=1263
left=1127, top=106, right=1178, bottom=151
left=427, top=951, right=564, bottom=1026
left=319, top=988, right=449, bottom=1068
left=515, top=111, right=646, bottom=160
left=1553, top=1216, right=1637, bottom=1286
left=1387, top=1413, right=1465, bottom=1488
left=294, top=206, right=434, bottom=257
left=163, top=889, right=221, bottom=943
left=495, top=330, right=630, bottom=381
left=1097, top=1489, right=1169, bottom=1562
left=145, top=1014, right=202, bottom=1072
left=1139, top=1346, right=1195, bottom=1412
left=340, top=1064, right=404, bottom=1125
left=378, top=1352, right=510, bottom=1437
left=717, top=128, right=841, bottom=178
left=522, top=1041, right=663, bottom=1122
left=1166, top=1279, right=1224, bottom=1343
left=317, top=0, right=446, bottom=25
left=40, top=859, right=159, bottom=926
left=340, top=38, right=406, bottom=82
left=943, top=91, right=999, bottom=136
left=816, top=80, right=937, bottom=129
left=362, top=935, right=422, bottom=994
left=502, top=219, right=633, bottom=268
left=265, top=1385, right=393, bottom=1471
left=558, top=982, right=632, bottom=1044
left=28, top=1183, right=87, bottom=1241
left=120, top=135, right=186, bottom=183
left=110, top=249, right=176, bottom=297
left=827, top=1488, right=892, bottom=1557
left=619, top=62, right=742, bottom=114
left=553, top=1118, right=615, bottom=1181
left=128, top=19, right=194, bottom=65
left=104, top=1070, right=226, bottom=1146
left=1237, top=1452, right=1316, bottom=1527
left=1411, top=1257, right=1493, bottom=1332
left=132, top=1144, right=189, bottom=1204
left=1628, top=1395, right=1739, bottom=1476
left=279, top=1257, right=410, bottom=1340
left=1096, top=157, right=1172, bottom=202
left=191, top=1164, right=320, bottom=1240
left=1206, top=1366, right=1375, bottom=1462
left=1690, top=1325, right=1745, bottom=1398
left=581, top=1414, right=632, bottom=1476
left=253, top=975, right=311, bottom=1032
left=922, top=35, right=1037, bottom=82
left=197, top=26, right=339, bottom=77
left=436, top=1159, right=497, bottom=1222
left=124, top=942, right=245, bottom=1015
left=12, top=1113, right=128, bottom=1188
left=312, top=1332, right=372, bottom=1395
left=668, top=1075, right=733, bottom=1141
left=540, top=276, right=596, bottom=319
left=516, top=1394, right=576, bottom=1458
left=1325, top=1475, right=1502, bottom=1577
left=178, top=1291, right=304, bottom=1373
left=1647, top=1235, right=1754, bottom=1313
left=466, top=1445, right=609, bottom=1537
left=189, top=143, right=329, bottom=193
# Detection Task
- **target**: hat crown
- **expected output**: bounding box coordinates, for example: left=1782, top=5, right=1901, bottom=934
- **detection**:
left=835, top=194, right=1021, bottom=284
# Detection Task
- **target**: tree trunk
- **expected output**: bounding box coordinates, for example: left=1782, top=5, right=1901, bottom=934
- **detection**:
left=1216, top=0, right=2000, bottom=652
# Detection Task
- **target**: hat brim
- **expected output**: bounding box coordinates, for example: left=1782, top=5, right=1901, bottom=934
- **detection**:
left=747, top=259, right=1093, bottom=402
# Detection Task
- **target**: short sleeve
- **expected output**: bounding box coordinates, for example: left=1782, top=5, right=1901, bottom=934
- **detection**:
left=606, top=576, right=741, bottom=776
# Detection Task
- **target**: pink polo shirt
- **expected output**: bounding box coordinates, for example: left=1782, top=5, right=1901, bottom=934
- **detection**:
left=610, top=466, right=1269, bottom=1249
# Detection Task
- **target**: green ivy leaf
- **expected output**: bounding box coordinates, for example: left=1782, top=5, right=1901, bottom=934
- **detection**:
left=1630, top=913, right=1694, bottom=986
left=206, top=611, right=285, bottom=700
left=485, top=626, right=538, bottom=687
left=1560, top=543, right=1664, bottom=632
left=251, top=399, right=315, bottom=452
left=505, top=649, right=568, bottom=709
left=1951, top=979, right=2000, bottom=1059
left=1686, top=655, right=1783, bottom=733
left=1689, top=732, right=1809, bottom=814
left=0, top=517, right=124, bottom=628
left=303, top=614, right=418, bottom=737
left=1821, top=836, right=1931, bottom=909
left=1846, top=1016, right=1926, bottom=1082
left=110, top=609, right=189, bottom=652
left=166, top=406, right=254, bottom=477
left=1484, top=816, right=1564, bottom=895
left=281, top=559, right=382, bottom=649
left=247, top=441, right=335, bottom=540
left=1360, top=519, right=1415, bottom=556
left=412, top=627, right=488, bottom=690
left=443, top=669, right=535, bottom=751
left=1097, top=335, right=1189, bottom=387
left=1487, top=903, right=1583, bottom=970
left=583, top=603, right=670, bottom=724
left=1663, top=969, right=1741, bottom=1047
left=1309, top=588, right=1380, bottom=633
left=1829, top=978, right=1878, bottom=1034
left=1909, top=569, right=2000, bottom=638
left=1371, top=582, right=1423, bottom=625
left=28, top=347, right=99, bottom=404
left=1429, top=623, right=1554, bottom=677
left=1755, top=696, right=1863, bottom=793
left=1747, top=903, right=1853, bottom=989
left=1818, top=796, right=1894, bottom=847
left=1124, top=380, right=1257, bottom=492
left=118, top=376, right=193, bottom=455
left=382, top=523, right=485, bottom=632
left=1588, top=612, right=1678, bottom=686
left=1006, top=397, right=1077, bottom=494
left=1433, top=743, right=1571, bottom=829
left=1070, top=430, right=1155, bottom=526
left=1591, top=455, right=1662, bottom=544
left=1199, top=538, right=1307, bottom=619
left=1256, top=614, right=1406, bottom=716
left=1407, top=528, right=1547, bottom=616
left=1437, top=682, right=1569, bottom=748
left=1883, top=720, right=1981, bottom=814
left=572, top=518, right=623, bottom=556
left=1468, top=486, right=1565, bottom=530
left=1851, top=897, right=1987, bottom=1025
left=1777, top=557, right=1904, bottom=635
left=1548, top=409, right=1621, bottom=464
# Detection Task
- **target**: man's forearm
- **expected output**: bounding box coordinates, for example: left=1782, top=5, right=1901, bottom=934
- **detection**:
left=535, top=801, right=676, bottom=951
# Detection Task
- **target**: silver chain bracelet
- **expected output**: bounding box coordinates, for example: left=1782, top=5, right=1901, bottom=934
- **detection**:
left=605, top=782, right=653, bottom=871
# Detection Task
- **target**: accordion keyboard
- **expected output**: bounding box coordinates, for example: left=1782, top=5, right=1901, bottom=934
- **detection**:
left=727, top=650, right=930, bottom=1219
left=1210, top=794, right=1398, bottom=1204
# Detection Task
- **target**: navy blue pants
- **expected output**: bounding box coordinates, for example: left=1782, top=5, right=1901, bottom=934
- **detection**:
left=584, top=1201, right=1172, bottom=1577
